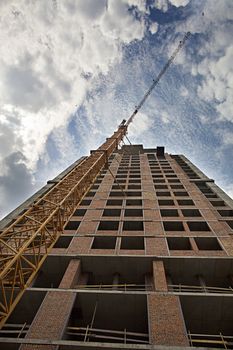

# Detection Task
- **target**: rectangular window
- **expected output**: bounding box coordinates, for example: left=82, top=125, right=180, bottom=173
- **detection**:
left=160, top=209, right=179, bottom=217
left=126, top=191, right=142, bottom=197
left=116, top=175, right=127, bottom=179
left=54, top=236, right=73, bottom=248
left=227, top=221, right=233, bottom=229
left=218, top=210, right=233, bottom=217
left=174, top=191, right=189, bottom=197
left=98, top=221, right=119, bottom=230
left=80, top=199, right=92, bottom=206
left=114, top=179, right=126, bottom=184
left=153, top=179, right=166, bottom=183
left=152, top=175, right=164, bottom=178
left=158, top=199, right=175, bottom=206
left=109, top=191, right=124, bottom=197
left=124, top=209, right=143, bottom=217
left=170, top=185, right=184, bottom=189
left=154, top=185, right=168, bottom=189
left=128, top=174, right=141, bottom=178
left=163, top=221, right=185, bottom=231
left=167, top=179, right=181, bottom=183
left=85, top=191, right=95, bottom=197
left=194, top=237, right=222, bottom=250
left=126, top=199, right=142, bottom=206
left=165, top=175, right=177, bottom=178
left=181, top=209, right=201, bottom=217
left=120, top=237, right=144, bottom=250
left=156, top=191, right=171, bottom=197
left=112, top=184, right=126, bottom=190
left=106, top=199, right=123, bottom=206
left=91, top=185, right=99, bottom=190
left=210, top=200, right=226, bottom=207
left=128, top=179, right=141, bottom=184
left=177, top=199, right=194, bottom=206
left=167, top=237, right=191, bottom=250
left=73, top=209, right=87, bottom=216
left=64, top=221, right=81, bottom=230
left=92, top=236, right=117, bottom=249
left=128, top=184, right=141, bottom=190
left=103, top=209, right=121, bottom=217
left=123, top=221, right=144, bottom=231
left=187, top=221, right=211, bottom=231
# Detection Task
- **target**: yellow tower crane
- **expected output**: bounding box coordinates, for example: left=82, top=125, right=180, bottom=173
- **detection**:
left=0, top=31, right=190, bottom=327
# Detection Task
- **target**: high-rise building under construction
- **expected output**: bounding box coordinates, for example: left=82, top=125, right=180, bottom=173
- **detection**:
left=1, top=138, right=233, bottom=349
left=1, top=32, right=233, bottom=349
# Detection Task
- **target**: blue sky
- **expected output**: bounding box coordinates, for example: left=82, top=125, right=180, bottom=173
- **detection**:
left=0, top=0, right=233, bottom=218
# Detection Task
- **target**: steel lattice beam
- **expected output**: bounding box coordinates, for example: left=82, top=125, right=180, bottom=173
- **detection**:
left=0, top=124, right=127, bottom=327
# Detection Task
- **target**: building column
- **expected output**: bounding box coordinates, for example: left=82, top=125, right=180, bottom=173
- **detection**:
left=148, top=260, right=189, bottom=347
left=20, top=259, right=81, bottom=350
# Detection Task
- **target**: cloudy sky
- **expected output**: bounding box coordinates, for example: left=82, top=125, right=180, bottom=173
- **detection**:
left=0, top=0, right=233, bottom=219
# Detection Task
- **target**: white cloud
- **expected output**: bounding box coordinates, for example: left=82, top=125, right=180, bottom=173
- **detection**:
left=149, top=22, right=159, bottom=34
left=0, top=0, right=148, bottom=218
left=169, top=0, right=190, bottom=7
left=160, top=111, right=171, bottom=124
left=152, top=0, right=169, bottom=12
left=180, top=86, right=189, bottom=97
left=197, top=45, right=233, bottom=122
left=128, top=112, right=151, bottom=139
left=152, top=0, right=190, bottom=12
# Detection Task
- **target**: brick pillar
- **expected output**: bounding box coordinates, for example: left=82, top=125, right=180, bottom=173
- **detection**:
left=152, top=260, right=168, bottom=291
left=148, top=260, right=189, bottom=346
left=20, top=259, right=81, bottom=350
left=59, top=259, right=82, bottom=288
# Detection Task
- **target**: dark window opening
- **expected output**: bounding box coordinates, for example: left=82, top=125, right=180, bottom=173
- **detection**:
left=194, top=237, right=222, bottom=250
left=160, top=209, right=179, bottom=217
left=156, top=191, right=171, bottom=197
left=181, top=209, right=201, bottom=217
left=121, top=237, right=144, bottom=250
left=106, top=199, right=123, bottom=206
left=163, top=221, right=185, bottom=231
left=174, top=191, right=189, bottom=197
left=126, top=199, right=142, bottom=206
left=167, top=237, right=191, bottom=250
left=210, top=200, right=226, bottom=207
left=218, top=210, right=233, bottom=217
left=167, top=179, right=181, bottom=183
left=54, top=236, right=73, bottom=248
left=154, top=185, right=168, bottom=189
left=80, top=199, right=92, bottom=206
left=73, top=209, right=87, bottom=216
left=177, top=199, right=194, bottom=206
left=126, top=191, right=142, bottom=197
left=187, top=221, right=211, bottom=231
left=123, top=221, right=144, bottom=231
left=92, top=236, right=116, bottom=249
left=65, top=221, right=81, bottom=230
left=124, top=209, right=143, bottom=217
left=158, top=199, right=175, bottom=206
left=128, top=185, right=141, bottom=190
left=103, top=209, right=121, bottom=217
left=226, top=221, right=233, bottom=229
left=170, top=185, right=184, bottom=189
left=98, top=221, right=119, bottom=230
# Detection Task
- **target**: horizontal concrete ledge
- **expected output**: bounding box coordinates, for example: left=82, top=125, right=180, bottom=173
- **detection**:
left=49, top=253, right=233, bottom=260
left=190, top=179, right=214, bottom=183
left=26, top=287, right=233, bottom=298
left=0, top=337, right=209, bottom=350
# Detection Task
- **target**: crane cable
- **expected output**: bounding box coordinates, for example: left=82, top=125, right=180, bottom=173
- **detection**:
left=125, top=31, right=191, bottom=128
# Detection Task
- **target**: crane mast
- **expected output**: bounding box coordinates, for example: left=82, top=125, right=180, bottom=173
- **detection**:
left=0, top=32, right=190, bottom=327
